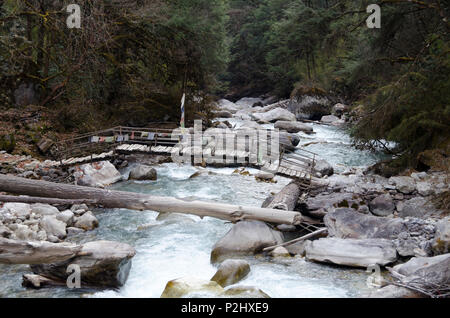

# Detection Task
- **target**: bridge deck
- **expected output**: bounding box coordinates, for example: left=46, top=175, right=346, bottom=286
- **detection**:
left=50, top=126, right=317, bottom=187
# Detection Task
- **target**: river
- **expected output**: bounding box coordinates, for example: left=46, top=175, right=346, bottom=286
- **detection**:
left=0, top=121, right=389, bottom=298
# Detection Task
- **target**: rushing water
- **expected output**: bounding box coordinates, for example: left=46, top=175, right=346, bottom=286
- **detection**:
left=0, top=122, right=389, bottom=298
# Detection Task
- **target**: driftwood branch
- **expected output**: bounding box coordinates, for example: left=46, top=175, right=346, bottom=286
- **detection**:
left=263, top=228, right=327, bottom=252
left=0, top=174, right=304, bottom=225
left=0, top=238, right=85, bottom=264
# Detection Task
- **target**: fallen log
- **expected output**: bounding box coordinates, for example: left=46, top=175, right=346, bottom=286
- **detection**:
left=0, top=194, right=97, bottom=206
left=0, top=238, right=85, bottom=264
left=266, top=181, right=301, bottom=211
left=262, top=228, right=327, bottom=252
left=0, top=174, right=303, bottom=225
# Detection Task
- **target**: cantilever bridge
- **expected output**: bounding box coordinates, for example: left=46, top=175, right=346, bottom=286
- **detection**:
left=48, top=125, right=317, bottom=189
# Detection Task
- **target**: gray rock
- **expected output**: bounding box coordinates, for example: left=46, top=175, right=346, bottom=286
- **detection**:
left=369, top=194, right=395, bottom=216
left=285, top=240, right=308, bottom=256
left=3, top=202, right=31, bottom=219
left=217, top=99, right=239, bottom=114
left=211, top=259, right=250, bottom=287
left=14, top=224, right=35, bottom=241
left=221, top=286, right=270, bottom=298
left=67, top=227, right=85, bottom=235
left=31, top=203, right=59, bottom=216
left=129, top=164, right=157, bottom=181
left=36, top=230, right=47, bottom=241
left=332, top=103, right=349, bottom=117
left=211, top=220, right=283, bottom=263
left=0, top=225, right=12, bottom=238
left=314, top=159, right=334, bottom=177
left=416, top=182, right=433, bottom=196
left=398, top=197, right=431, bottom=218
left=255, top=172, right=275, bottom=181
left=235, top=97, right=263, bottom=108
left=74, top=211, right=99, bottom=231
left=47, top=235, right=60, bottom=243
left=40, top=216, right=67, bottom=239
left=432, top=218, right=450, bottom=255
left=74, top=161, right=122, bottom=188
left=251, top=108, right=296, bottom=123
left=306, top=193, right=361, bottom=218
left=324, top=208, right=406, bottom=239
left=369, top=285, right=423, bottom=298
left=56, top=210, right=75, bottom=226
left=305, top=238, right=397, bottom=268
left=288, top=95, right=331, bottom=121
left=320, top=115, right=340, bottom=124
left=31, top=240, right=136, bottom=288
left=70, top=204, right=89, bottom=213
left=389, top=176, right=416, bottom=194
left=270, top=246, right=290, bottom=257
left=392, top=254, right=450, bottom=288
left=274, top=121, right=313, bottom=134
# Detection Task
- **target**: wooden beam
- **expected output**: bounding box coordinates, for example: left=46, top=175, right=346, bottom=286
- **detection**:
left=0, top=175, right=303, bottom=225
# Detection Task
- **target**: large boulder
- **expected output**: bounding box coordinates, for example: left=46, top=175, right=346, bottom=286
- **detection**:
left=389, top=176, right=416, bottom=194
left=128, top=164, right=157, bottom=181
left=390, top=254, right=450, bottom=292
left=211, top=220, right=283, bottom=263
left=313, top=159, right=334, bottom=177
left=216, top=99, right=239, bottom=114
left=31, top=240, right=136, bottom=288
left=369, top=194, right=395, bottom=217
left=279, top=132, right=300, bottom=147
left=332, top=103, right=349, bottom=117
left=305, top=238, right=397, bottom=268
left=74, top=161, right=122, bottom=188
left=235, top=97, right=263, bottom=108
left=288, top=95, right=331, bottom=121
left=324, top=208, right=406, bottom=239
left=40, top=216, right=67, bottom=239
left=251, top=108, right=296, bottom=123
left=161, top=277, right=224, bottom=298
left=432, top=218, right=450, bottom=255
left=397, top=197, right=434, bottom=218
left=320, top=115, right=340, bottom=124
left=274, top=121, right=313, bottom=134
left=324, top=209, right=436, bottom=257
left=211, top=259, right=250, bottom=287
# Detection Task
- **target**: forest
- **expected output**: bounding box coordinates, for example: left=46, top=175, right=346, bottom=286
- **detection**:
left=0, top=0, right=449, bottom=169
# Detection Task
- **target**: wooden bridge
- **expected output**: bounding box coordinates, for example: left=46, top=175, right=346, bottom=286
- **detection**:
left=48, top=126, right=317, bottom=187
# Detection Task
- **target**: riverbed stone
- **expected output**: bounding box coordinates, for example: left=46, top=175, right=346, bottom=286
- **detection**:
left=324, top=208, right=406, bottom=239
left=67, top=227, right=85, bottom=235
left=3, top=202, right=31, bottom=219
left=305, top=238, right=398, bottom=268
left=398, top=197, right=431, bottom=218
left=73, top=211, right=99, bottom=230
left=306, top=193, right=361, bottom=218
left=391, top=254, right=450, bottom=290
left=129, top=164, right=157, bottom=181
left=255, top=172, right=275, bottom=182
left=70, top=204, right=89, bottom=213
left=31, top=240, right=136, bottom=288
left=211, top=259, right=250, bottom=287
left=40, top=216, right=67, bottom=239
left=369, top=194, right=395, bottom=217
left=56, top=210, right=74, bottom=226
left=73, top=160, right=122, bottom=188
left=251, top=108, right=296, bottom=123
left=156, top=212, right=196, bottom=223
left=14, top=224, right=35, bottom=241
left=314, top=159, right=334, bottom=177
left=320, top=115, right=340, bottom=124
left=161, top=277, right=224, bottom=298
left=389, top=176, right=416, bottom=194
left=270, top=246, right=290, bottom=258
left=30, top=203, right=59, bottom=216
left=416, top=182, right=433, bottom=196
left=286, top=240, right=308, bottom=256
left=221, top=286, right=270, bottom=298
left=0, top=225, right=12, bottom=238
left=369, top=285, right=423, bottom=298
left=274, top=121, right=313, bottom=134
left=432, top=218, right=450, bottom=255
left=211, top=220, right=284, bottom=263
